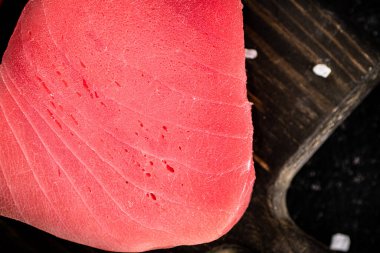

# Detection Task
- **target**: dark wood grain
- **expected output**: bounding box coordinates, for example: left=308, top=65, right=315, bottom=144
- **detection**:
left=241, top=0, right=380, bottom=252
left=1, top=0, right=380, bottom=252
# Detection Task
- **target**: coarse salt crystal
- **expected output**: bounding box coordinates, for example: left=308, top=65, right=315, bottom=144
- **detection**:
left=313, top=64, right=332, bottom=78
left=245, top=49, right=258, bottom=59
left=330, top=233, right=351, bottom=252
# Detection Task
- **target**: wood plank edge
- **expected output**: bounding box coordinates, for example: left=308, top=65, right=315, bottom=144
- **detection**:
left=269, top=61, right=380, bottom=222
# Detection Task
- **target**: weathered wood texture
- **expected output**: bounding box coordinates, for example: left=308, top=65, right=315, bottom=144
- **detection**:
left=241, top=0, right=380, bottom=252
left=1, top=0, right=380, bottom=252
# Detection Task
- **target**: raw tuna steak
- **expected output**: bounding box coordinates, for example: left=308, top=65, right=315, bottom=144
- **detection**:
left=0, top=0, right=255, bottom=251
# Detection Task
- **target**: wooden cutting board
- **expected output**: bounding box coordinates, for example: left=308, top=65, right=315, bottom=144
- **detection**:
left=0, top=0, right=379, bottom=252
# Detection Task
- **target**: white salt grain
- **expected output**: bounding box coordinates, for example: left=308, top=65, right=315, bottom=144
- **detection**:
left=245, top=49, right=258, bottom=59
left=330, top=233, right=351, bottom=252
left=313, top=64, right=332, bottom=78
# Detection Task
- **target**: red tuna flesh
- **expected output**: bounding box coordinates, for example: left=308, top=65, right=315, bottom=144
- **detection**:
left=0, top=0, right=255, bottom=251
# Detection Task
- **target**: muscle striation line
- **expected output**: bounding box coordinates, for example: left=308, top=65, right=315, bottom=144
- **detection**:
left=2, top=65, right=175, bottom=235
